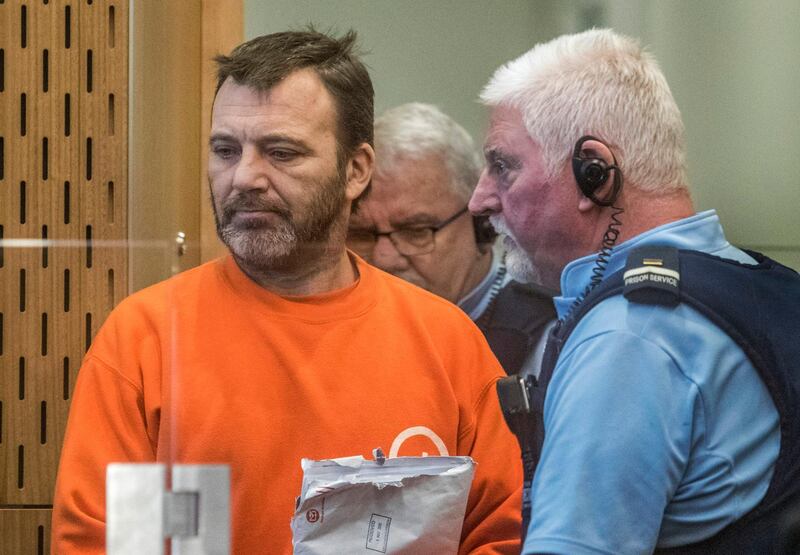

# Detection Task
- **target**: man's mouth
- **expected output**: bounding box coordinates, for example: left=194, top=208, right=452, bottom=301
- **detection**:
left=219, top=191, right=292, bottom=230
left=229, top=209, right=286, bottom=227
left=488, top=217, right=517, bottom=248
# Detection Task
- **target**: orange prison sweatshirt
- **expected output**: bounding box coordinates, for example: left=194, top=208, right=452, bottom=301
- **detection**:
left=51, top=255, right=522, bottom=554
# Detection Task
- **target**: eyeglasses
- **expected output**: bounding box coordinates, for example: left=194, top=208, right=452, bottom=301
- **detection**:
left=347, top=206, right=469, bottom=256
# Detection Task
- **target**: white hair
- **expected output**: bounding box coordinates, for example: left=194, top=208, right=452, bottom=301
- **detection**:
left=481, top=29, right=688, bottom=194
left=374, top=102, right=482, bottom=200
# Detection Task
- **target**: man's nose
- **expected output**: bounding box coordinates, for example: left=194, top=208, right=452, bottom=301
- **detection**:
left=232, top=148, right=269, bottom=192
left=371, top=235, right=410, bottom=273
left=468, top=169, right=501, bottom=216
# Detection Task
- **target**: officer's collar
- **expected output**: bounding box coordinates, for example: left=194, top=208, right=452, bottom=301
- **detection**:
left=553, top=210, right=727, bottom=318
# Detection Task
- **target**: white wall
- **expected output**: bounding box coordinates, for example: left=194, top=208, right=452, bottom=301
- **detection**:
left=243, top=0, right=549, bottom=150
left=508, top=0, right=800, bottom=269
left=647, top=0, right=800, bottom=270
left=244, top=0, right=800, bottom=269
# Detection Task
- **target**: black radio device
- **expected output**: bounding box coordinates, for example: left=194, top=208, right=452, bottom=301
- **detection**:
left=572, top=135, right=622, bottom=207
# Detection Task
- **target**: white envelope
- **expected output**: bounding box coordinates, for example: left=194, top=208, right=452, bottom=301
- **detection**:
left=291, top=454, right=475, bottom=554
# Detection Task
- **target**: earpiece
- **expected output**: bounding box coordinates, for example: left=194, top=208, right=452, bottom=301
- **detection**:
left=565, top=136, right=626, bottom=314
left=473, top=215, right=497, bottom=244
left=571, top=135, right=623, bottom=207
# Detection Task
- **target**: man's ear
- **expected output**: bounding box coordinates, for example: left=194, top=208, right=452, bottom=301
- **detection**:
left=344, top=143, right=375, bottom=201
left=577, top=195, right=596, bottom=212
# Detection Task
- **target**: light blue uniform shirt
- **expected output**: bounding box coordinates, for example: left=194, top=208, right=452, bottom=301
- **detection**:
left=523, top=210, right=780, bottom=554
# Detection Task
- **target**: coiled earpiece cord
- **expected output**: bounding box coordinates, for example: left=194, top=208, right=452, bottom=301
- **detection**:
left=564, top=206, right=625, bottom=319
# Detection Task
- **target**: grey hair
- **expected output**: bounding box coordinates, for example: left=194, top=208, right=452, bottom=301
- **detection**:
left=481, top=29, right=688, bottom=194
left=374, top=103, right=482, bottom=200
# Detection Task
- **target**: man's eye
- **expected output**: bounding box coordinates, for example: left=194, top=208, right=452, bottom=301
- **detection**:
left=396, top=228, right=433, bottom=247
left=491, top=159, right=508, bottom=175
left=271, top=149, right=297, bottom=162
left=213, top=146, right=238, bottom=159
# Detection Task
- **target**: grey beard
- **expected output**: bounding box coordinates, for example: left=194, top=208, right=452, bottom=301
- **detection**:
left=489, top=215, right=540, bottom=284
left=503, top=238, right=539, bottom=284
left=210, top=159, right=347, bottom=273
left=220, top=219, right=298, bottom=264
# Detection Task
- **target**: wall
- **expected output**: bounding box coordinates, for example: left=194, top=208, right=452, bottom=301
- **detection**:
left=129, top=0, right=202, bottom=291
left=0, top=2, right=128, bottom=552
left=130, top=0, right=243, bottom=278
left=244, top=0, right=549, bottom=145
left=244, top=0, right=800, bottom=270
left=1, top=3, right=241, bottom=552
left=646, top=0, right=800, bottom=270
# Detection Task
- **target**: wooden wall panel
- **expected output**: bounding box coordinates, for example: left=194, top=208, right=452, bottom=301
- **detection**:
left=0, top=1, right=128, bottom=548
left=128, top=0, right=202, bottom=291
left=200, top=0, right=243, bottom=263
left=77, top=0, right=128, bottom=342
left=0, top=508, right=50, bottom=554
left=1, top=1, right=241, bottom=551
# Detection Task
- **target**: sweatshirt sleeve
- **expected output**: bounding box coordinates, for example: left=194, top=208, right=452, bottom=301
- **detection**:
left=51, top=354, right=156, bottom=555
left=458, top=375, right=524, bottom=555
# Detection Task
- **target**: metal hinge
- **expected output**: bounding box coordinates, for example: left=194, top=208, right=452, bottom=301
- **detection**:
left=107, top=463, right=230, bottom=554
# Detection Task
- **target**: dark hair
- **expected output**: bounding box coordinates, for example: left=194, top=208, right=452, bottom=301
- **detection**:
left=214, top=29, right=374, bottom=160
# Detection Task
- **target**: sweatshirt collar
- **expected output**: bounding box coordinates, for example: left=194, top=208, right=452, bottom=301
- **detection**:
left=217, top=251, right=377, bottom=322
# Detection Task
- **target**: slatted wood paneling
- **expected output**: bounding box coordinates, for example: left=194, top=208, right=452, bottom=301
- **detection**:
left=0, top=1, right=127, bottom=552
left=0, top=508, right=50, bottom=555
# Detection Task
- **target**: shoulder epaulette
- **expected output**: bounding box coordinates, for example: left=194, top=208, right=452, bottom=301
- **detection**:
left=623, top=246, right=681, bottom=306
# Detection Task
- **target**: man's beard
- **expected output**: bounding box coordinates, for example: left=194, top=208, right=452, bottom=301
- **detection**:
left=489, top=215, right=541, bottom=284
left=212, top=169, right=347, bottom=272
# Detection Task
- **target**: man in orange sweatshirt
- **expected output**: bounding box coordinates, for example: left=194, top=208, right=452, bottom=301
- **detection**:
left=51, top=29, right=521, bottom=554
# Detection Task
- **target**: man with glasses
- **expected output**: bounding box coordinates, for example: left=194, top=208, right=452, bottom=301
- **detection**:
left=348, top=103, right=555, bottom=375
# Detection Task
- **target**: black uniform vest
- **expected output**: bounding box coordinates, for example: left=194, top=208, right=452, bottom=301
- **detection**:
left=498, top=248, right=800, bottom=552
left=474, top=279, right=556, bottom=376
